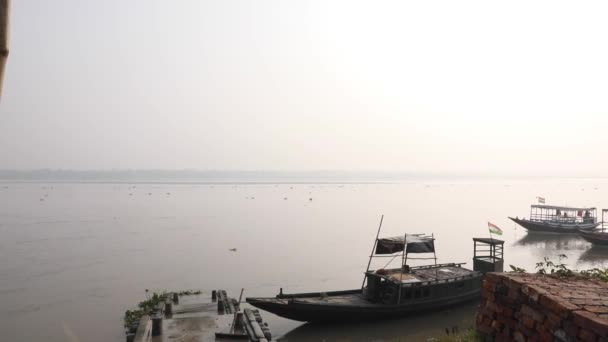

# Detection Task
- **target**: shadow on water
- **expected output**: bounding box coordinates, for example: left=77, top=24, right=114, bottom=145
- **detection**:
left=513, top=232, right=588, bottom=251
left=513, top=232, right=608, bottom=268
left=277, top=301, right=479, bottom=342
left=578, top=245, right=608, bottom=264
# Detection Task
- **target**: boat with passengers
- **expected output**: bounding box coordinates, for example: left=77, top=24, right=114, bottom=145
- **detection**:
left=246, top=216, right=503, bottom=322
left=509, top=204, right=599, bottom=233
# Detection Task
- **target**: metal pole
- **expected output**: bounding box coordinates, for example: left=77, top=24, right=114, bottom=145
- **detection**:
left=361, top=215, right=384, bottom=290
left=397, top=233, right=407, bottom=304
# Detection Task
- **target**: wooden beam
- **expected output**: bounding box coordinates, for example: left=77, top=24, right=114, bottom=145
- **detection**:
left=0, top=0, right=9, bottom=99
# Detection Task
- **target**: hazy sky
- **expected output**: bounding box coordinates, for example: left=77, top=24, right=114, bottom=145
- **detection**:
left=1, top=1, right=607, bottom=174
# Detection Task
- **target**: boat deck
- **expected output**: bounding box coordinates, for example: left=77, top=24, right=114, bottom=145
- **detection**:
left=378, top=264, right=477, bottom=284
left=294, top=293, right=370, bottom=306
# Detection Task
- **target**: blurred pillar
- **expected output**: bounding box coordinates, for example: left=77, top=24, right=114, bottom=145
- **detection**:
left=0, top=0, right=10, bottom=100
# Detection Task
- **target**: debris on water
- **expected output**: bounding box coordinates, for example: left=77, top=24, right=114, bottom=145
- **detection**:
left=229, top=248, right=237, bottom=252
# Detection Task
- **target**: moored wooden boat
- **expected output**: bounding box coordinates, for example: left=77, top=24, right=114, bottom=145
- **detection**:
left=247, top=263, right=482, bottom=322
left=246, top=217, right=504, bottom=323
left=509, top=204, right=599, bottom=233
left=578, top=230, right=608, bottom=246
left=577, top=209, right=608, bottom=246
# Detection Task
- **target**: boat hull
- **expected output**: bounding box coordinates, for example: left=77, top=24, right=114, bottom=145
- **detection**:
left=509, top=217, right=599, bottom=233
left=246, top=288, right=481, bottom=323
left=578, top=230, right=608, bottom=246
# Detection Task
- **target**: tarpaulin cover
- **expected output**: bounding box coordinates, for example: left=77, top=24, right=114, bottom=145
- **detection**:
left=375, top=235, right=435, bottom=254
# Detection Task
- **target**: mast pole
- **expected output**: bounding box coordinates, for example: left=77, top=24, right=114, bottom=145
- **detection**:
left=361, top=214, right=384, bottom=290
left=398, top=233, right=407, bottom=304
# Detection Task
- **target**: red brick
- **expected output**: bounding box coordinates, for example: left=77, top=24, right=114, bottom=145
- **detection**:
left=542, top=311, right=561, bottom=331
left=578, top=328, right=598, bottom=342
left=484, top=272, right=503, bottom=283
left=513, top=331, right=526, bottom=342
left=585, top=306, right=608, bottom=314
left=522, top=304, right=545, bottom=322
left=491, top=319, right=503, bottom=332
left=563, top=319, right=579, bottom=337
left=573, top=310, right=608, bottom=337
left=538, top=331, right=553, bottom=342
left=522, top=315, right=536, bottom=329
left=540, top=294, right=579, bottom=318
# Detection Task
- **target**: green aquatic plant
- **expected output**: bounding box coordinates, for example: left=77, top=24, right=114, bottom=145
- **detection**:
left=580, top=268, right=608, bottom=282
left=535, top=254, right=572, bottom=277
left=430, top=328, right=482, bottom=342
left=510, top=254, right=608, bottom=282
left=124, top=291, right=168, bottom=329
left=509, top=265, right=527, bottom=273
left=123, top=289, right=204, bottom=330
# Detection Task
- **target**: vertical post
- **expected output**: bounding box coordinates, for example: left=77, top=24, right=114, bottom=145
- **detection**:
left=361, top=215, right=384, bottom=290
left=397, top=233, right=407, bottom=304
left=230, top=288, right=245, bottom=333
left=0, top=0, right=9, bottom=99
left=473, top=240, right=477, bottom=258
left=433, top=233, right=438, bottom=279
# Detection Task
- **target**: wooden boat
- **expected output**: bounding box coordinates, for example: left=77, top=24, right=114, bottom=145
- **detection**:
left=246, top=217, right=501, bottom=323
left=578, top=209, right=608, bottom=246
left=509, top=204, right=599, bottom=233
left=579, top=230, right=608, bottom=246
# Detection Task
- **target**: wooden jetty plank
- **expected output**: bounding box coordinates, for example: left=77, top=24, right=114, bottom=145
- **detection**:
left=132, top=316, right=151, bottom=342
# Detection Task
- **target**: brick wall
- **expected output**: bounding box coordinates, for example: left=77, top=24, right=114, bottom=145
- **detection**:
left=477, top=273, right=608, bottom=342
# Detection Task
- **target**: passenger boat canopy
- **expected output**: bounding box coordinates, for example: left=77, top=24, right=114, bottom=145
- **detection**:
left=529, top=205, right=596, bottom=223
left=531, top=205, right=596, bottom=211
left=375, top=235, right=435, bottom=254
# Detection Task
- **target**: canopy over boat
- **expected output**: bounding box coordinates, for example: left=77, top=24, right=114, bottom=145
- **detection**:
left=531, top=204, right=596, bottom=211
left=375, top=235, right=435, bottom=254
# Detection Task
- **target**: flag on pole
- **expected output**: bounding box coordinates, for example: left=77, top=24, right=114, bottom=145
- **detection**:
left=537, top=196, right=545, bottom=204
left=488, top=222, right=503, bottom=235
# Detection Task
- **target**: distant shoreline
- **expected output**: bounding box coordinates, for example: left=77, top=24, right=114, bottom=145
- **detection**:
left=0, top=169, right=606, bottom=185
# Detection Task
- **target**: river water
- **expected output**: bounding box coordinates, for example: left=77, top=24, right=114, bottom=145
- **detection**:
left=1, top=179, right=608, bottom=341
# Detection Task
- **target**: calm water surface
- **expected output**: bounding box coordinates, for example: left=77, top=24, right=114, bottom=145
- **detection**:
left=1, top=179, right=608, bottom=341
